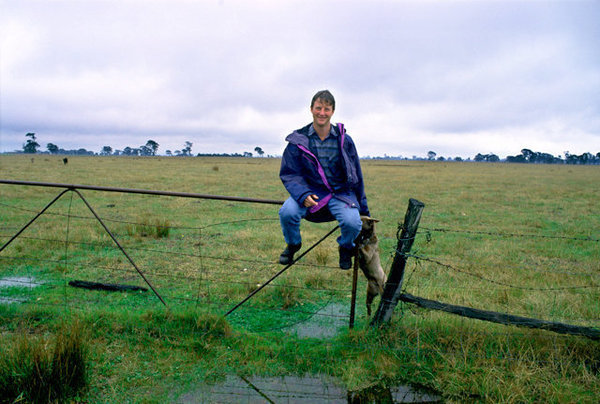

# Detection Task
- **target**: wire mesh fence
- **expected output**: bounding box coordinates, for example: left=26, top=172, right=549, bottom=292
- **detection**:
left=0, top=189, right=365, bottom=334
left=0, top=185, right=598, bottom=339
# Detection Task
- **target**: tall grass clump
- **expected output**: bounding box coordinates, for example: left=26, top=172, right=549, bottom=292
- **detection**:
left=314, top=245, right=331, bottom=266
left=0, top=321, right=88, bottom=403
left=139, top=309, right=232, bottom=339
left=126, top=217, right=171, bottom=239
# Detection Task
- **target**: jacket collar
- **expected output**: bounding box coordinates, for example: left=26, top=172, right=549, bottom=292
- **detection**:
left=286, top=123, right=339, bottom=146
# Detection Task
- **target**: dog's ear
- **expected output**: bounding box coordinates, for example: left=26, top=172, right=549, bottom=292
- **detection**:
left=361, top=215, right=379, bottom=222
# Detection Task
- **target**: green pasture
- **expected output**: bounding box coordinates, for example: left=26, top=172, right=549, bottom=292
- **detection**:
left=0, top=154, right=599, bottom=403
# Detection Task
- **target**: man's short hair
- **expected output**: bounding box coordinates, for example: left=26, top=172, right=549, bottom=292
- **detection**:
left=311, top=90, right=335, bottom=111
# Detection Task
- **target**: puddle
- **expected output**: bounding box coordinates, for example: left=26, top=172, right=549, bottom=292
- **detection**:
left=0, top=297, right=27, bottom=304
left=177, top=375, right=442, bottom=403
left=0, top=276, right=40, bottom=304
left=0, top=276, right=39, bottom=288
left=285, top=302, right=351, bottom=339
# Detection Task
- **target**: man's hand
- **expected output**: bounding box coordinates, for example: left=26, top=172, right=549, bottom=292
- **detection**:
left=303, top=194, right=319, bottom=208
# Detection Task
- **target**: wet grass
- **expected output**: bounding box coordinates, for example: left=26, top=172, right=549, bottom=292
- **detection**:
left=0, top=320, right=88, bottom=403
left=0, top=155, right=599, bottom=402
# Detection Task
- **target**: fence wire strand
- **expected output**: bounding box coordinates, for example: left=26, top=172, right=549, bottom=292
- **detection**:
left=420, top=226, right=600, bottom=242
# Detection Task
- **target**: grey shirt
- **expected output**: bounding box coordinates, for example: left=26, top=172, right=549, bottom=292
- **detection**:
left=307, top=124, right=344, bottom=189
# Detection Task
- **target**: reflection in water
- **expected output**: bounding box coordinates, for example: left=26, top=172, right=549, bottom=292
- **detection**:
left=178, top=375, right=442, bottom=403
left=348, top=383, right=442, bottom=403
left=285, top=302, right=351, bottom=339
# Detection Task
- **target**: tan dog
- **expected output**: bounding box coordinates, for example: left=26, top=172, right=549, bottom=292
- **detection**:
left=356, top=216, right=387, bottom=316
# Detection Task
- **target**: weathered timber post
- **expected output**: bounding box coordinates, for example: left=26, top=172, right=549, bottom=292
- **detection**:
left=371, top=198, right=425, bottom=326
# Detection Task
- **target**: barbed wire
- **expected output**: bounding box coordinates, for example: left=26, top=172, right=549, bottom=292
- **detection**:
left=3, top=199, right=599, bottom=243
left=403, top=252, right=598, bottom=291
left=6, top=223, right=599, bottom=281
left=420, top=226, right=600, bottom=242
left=0, top=233, right=343, bottom=272
left=2, top=236, right=596, bottom=302
left=403, top=248, right=600, bottom=279
left=0, top=200, right=279, bottom=231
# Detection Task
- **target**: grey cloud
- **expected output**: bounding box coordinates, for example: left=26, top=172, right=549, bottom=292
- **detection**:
left=1, top=0, right=598, bottom=158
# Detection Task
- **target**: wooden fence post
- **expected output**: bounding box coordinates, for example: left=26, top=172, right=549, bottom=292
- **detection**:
left=371, top=198, right=425, bottom=326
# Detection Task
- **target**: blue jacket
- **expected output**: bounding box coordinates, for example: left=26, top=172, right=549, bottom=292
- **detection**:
left=280, top=123, right=370, bottom=220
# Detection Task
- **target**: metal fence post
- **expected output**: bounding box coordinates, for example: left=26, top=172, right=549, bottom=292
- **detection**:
left=349, top=250, right=360, bottom=329
left=371, top=198, right=425, bottom=326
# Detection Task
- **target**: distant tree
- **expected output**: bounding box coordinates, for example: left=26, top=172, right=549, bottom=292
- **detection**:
left=182, top=141, right=192, bottom=156
left=454, top=157, right=463, bottom=162
left=23, top=133, right=40, bottom=154
left=100, top=146, right=113, bottom=156
left=507, top=149, right=562, bottom=164
left=427, top=151, right=436, bottom=160
left=166, top=150, right=172, bottom=156
left=254, top=146, right=264, bottom=157
left=474, top=153, right=500, bottom=162
left=506, top=154, right=526, bottom=163
left=139, top=145, right=152, bottom=156
left=566, top=153, right=579, bottom=164
left=474, top=153, right=485, bottom=162
left=146, top=140, right=159, bottom=156
left=243, top=152, right=253, bottom=158
left=581, top=152, right=593, bottom=164
left=437, top=156, right=445, bottom=161
left=123, top=147, right=133, bottom=156
left=47, top=143, right=59, bottom=154
left=521, top=148, right=534, bottom=162
left=537, top=152, right=558, bottom=164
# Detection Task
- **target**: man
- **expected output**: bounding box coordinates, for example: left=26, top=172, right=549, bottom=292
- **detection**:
left=278, top=90, right=370, bottom=269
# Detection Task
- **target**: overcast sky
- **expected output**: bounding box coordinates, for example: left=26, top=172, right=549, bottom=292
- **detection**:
left=1, top=0, right=598, bottom=158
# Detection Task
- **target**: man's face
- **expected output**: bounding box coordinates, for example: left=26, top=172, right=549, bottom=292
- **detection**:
left=311, top=99, right=334, bottom=128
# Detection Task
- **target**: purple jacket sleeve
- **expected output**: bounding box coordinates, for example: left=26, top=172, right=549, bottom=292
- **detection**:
left=279, top=144, right=313, bottom=206
left=345, top=137, right=370, bottom=216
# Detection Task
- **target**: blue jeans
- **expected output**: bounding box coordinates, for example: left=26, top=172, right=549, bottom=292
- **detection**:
left=279, top=196, right=362, bottom=249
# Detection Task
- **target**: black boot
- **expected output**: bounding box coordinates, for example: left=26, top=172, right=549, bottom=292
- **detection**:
left=338, top=246, right=354, bottom=270
left=279, top=243, right=301, bottom=265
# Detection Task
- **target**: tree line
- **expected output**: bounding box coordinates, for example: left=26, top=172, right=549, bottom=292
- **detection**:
left=18, top=133, right=266, bottom=158
left=382, top=149, right=600, bottom=165
left=14, top=133, right=600, bottom=164
left=471, top=149, right=600, bottom=165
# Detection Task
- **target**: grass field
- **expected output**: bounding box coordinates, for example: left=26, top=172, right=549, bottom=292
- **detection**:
left=0, top=155, right=599, bottom=403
